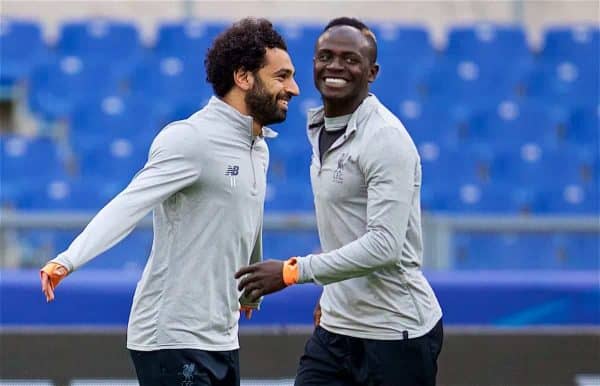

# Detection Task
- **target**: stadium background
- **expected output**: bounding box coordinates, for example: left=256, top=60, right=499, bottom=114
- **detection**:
left=0, top=0, right=598, bottom=385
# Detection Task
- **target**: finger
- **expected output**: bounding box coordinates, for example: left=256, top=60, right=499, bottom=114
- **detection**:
left=245, top=309, right=253, bottom=319
left=45, top=284, right=55, bottom=302
left=244, top=288, right=263, bottom=303
left=234, top=266, right=257, bottom=279
left=241, top=281, right=263, bottom=297
left=238, top=274, right=261, bottom=291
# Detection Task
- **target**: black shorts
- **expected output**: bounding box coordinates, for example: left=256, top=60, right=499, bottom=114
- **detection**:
left=295, top=319, right=444, bottom=386
left=129, top=348, right=240, bottom=386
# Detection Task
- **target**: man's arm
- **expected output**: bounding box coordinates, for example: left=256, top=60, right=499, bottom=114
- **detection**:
left=236, top=126, right=416, bottom=300
left=41, top=123, right=202, bottom=301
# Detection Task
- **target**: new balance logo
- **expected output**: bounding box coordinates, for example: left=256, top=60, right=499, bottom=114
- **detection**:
left=225, top=165, right=239, bottom=176
left=225, top=165, right=239, bottom=188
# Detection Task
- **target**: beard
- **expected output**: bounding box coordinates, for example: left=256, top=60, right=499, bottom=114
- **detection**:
left=245, top=75, right=288, bottom=126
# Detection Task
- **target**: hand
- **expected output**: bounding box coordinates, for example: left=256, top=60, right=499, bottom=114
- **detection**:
left=40, top=262, right=69, bottom=302
left=313, top=302, right=322, bottom=326
left=235, top=260, right=286, bottom=303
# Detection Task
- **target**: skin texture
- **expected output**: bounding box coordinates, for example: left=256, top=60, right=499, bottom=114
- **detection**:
left=235, top=25, right=379, bottom=303
left=314, top=25, right=379, bottom=117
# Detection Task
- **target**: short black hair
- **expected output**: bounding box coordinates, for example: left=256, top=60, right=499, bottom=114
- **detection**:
left=205, top=18, right=287, bottom=97
left=323, top=17, right=377, bottom=63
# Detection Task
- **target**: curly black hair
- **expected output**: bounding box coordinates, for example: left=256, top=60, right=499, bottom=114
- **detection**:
left=205, top=18, right=287, bottom=97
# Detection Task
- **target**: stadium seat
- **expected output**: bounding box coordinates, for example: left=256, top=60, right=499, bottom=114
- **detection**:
left=522, top=61, right=599, bottom=108
left=265, top=179, right=314, bottom=212
left=28, top=56, right=120, bottom=121
left=453, top=232, right=555, bottom=270
left=155, top=20, right=230, bottom=62
left=74, top=137, right=149, bottom=183
left=423, top=57, right=524, bottom=108
left=129, top=54, right=212, bottom=116
left=371, top=24, right=436, bottom=97
left=1, top=135, right=64, bottom=180
left=551, top=233, right=600, bottom=270
left=262, top=230, right=321, bottom=260
left=56, top=19, right=144, bottom=79
left=543, top=183, right=598, bottom=214
left=69, top=95, right=163, bottom=152
left=445, top=24, right=531, bottom=65
left=541, top=25, right=600, bottom=67
left=467, top=100, right=567, bottom=147
left=17, top=177, right=122, bottom=211
left=565, top=105, right=600, bottom=145
left=0, top=18, right=48, bottom=91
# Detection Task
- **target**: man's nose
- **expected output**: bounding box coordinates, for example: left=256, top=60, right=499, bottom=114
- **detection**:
left=286, top=77, right=300, bottom=96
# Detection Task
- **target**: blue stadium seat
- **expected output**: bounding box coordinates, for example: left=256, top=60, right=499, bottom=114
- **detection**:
left=28, top=56, right=120, bottom=121
left=155, top=20, right=230, bottom=65
left=552, top=233, right=600, bottom=270
left=424, top=57, right=524, bottom=107
left=263, top=230, right=321, bottom=260
left=56, top=19, right=144, bottom=79
left=374, top=23, right=435, bottom=66
left=493, top=145, right=597, bottom=191
left=0, top=18, right=48, bottom=90
left=75, top=137, right=149, bottom=183
left=69, top=95, right=163, bottom=152
left=16, top=177, right=114, bottom=211
left=453, top=232, right=555, bottom=270
left=129, top=55, right=211, bottom=115
left=440, top=181, right=526, bottom=213
left=1, top=135, right=64, bottom=180
left=543, top=183, right=598, bottom=214
left=541, top=25, right=599, bottom=68
left=265, top=180, right=314, bottom=212
left=467, top=100, right=567, bottom=147
left=522, top=61, right=599, bottom=108
left=445, top=24, right=531, bottom=64
left=565, top=106, right=600, bottom=145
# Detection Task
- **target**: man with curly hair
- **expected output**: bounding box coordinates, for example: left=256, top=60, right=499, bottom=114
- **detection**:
left=236, top=17, right=443, bottom=386
left=39, top=18, right=299, bottom=386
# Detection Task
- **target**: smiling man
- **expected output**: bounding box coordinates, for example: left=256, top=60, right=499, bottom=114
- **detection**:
left=235, top=17, right=443, bottom=386
left=40, top=18, right=299, bottom=386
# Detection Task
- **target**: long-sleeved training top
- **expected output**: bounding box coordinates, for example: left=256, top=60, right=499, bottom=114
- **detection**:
left=296, top=94, right=442, bottom=340
left=52, top=96, right=273, bottom=351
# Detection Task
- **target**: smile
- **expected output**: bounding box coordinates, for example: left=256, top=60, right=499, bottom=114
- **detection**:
left=324, top=77, right=348, bottom=86
left=278, top=99, right=289, bottom=110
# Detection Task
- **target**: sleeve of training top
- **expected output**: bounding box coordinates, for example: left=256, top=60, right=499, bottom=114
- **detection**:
left=239, top=227, right=263, bottom=308
left=296, top=126, right=416, bottom=285
left=51, top=123, right=203, bottom=272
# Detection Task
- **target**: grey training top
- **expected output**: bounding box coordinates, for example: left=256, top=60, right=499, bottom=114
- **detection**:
left=53, top=97, right=272, bottom=351
left=297, top=95, right=442, bottom=340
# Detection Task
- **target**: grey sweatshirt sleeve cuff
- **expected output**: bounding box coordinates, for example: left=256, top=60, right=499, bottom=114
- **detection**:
left=51, top=253, right=75, bottom=273
left=297, top=255, right=317, bottom=285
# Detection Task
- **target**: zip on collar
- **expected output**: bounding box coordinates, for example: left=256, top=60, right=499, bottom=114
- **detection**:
left=307, top=94, right=377, bottom=137
left=207, top=96, right=279, bottom=141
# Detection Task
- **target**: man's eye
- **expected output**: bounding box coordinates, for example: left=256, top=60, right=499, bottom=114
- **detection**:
left=345, top=57, right=359, bottom=64
left=317, top=54, right=331, bottom=62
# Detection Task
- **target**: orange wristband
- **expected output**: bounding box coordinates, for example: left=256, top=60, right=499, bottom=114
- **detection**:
left=282, top=257, right=299, bottom=286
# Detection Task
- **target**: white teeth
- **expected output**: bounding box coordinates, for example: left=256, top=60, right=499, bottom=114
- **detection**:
left=325, top=78, right=347, bottom=85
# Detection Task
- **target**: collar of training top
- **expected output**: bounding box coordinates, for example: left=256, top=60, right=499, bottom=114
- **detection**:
left=307, top=94, right=377, bottom=136
left=207, top=96, right=278, bottom=140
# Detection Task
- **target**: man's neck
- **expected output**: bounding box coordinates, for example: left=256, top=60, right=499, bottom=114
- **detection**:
left=221, top=92, right=262, bottom=137
left=323, top=91, right=369, bottom=117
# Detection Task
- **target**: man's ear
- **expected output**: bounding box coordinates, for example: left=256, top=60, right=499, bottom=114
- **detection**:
left=233, top=68, right=255, bottom=91
left=368, top=63, right=380, bottom=83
